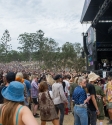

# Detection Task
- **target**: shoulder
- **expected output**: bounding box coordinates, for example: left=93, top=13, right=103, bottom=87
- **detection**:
left=24, top=80, right=30, bottom=84
left=87, top=83, right=94, bottom=88
left=21, top=105, right=32, bottom=114
left=74, top=86, right=81, bottom=92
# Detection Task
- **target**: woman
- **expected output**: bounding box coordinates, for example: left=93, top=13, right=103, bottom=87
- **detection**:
left=38, top=81, right=59, bottom=125
left=0, top=81, right=39, bottom=125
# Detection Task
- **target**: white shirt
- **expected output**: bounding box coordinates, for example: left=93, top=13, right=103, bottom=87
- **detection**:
left=52, top=82, right=68, bottom=105
left=63, top=80, right=70, bottom=96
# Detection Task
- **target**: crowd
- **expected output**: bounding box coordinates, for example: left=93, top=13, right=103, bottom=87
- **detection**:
left=0, top=62, right=112, bottom=125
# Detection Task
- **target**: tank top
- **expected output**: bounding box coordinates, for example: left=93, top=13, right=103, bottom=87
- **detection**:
left=0, top=105, right=23, bottom=125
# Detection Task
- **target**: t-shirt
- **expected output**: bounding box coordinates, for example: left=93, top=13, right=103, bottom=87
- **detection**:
left=24, top=79, right=31, bottom=97
left=86, top=83, right=96, bottom=111
left=63, top=80, right=70, bottom=96
left=62, top=81, right=66, bottom=92
left=70, top=83, right=78, bottom=96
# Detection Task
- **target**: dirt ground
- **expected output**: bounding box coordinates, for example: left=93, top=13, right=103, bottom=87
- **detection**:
left=36, top=111, right=109, bottom=125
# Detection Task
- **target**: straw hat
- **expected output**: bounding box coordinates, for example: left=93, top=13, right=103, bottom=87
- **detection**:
left=88, top=72, right=100, bottom=82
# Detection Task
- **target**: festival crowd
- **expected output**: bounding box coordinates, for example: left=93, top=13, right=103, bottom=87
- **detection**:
left=0, top=62, right=112, bottom=125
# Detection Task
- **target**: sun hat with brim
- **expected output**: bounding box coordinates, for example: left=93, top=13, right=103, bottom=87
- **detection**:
left=88, top=73, right=100, bottom=82
left=1, top=81, right=24, bottom=102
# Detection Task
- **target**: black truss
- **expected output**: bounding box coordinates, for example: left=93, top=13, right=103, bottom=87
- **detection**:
left=92, top=0, right=112, bottom=27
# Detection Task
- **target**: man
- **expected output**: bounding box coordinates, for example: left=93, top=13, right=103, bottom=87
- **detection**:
left=87, top=72, right=100, bottom=125
left=31, top=75, right=39, bottom=118
left=0, top=72, right=15, bottom=104
left=23, top=73, right=31, bottom=109
left=52, top=74, right=68, bottom=125
left=72, top=77, right=88, bottom=125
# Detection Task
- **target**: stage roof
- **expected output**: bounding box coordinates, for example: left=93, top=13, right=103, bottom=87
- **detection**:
left=80, top=0, right=105, bottom=24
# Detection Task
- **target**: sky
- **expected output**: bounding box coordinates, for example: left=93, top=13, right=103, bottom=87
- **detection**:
left=0, top=0, right=89, bottom=50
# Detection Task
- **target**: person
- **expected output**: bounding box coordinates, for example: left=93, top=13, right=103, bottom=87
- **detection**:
left=70, top=77, right=78, bottom=98
left=72, top=77, right=88, bottom=125
left=103, top=61, right=107, bottom=70
left=0, top=72, right=15, bottom=104
left=97, top=63, right=102, bottom=70
left=38, top=81, right=59, bottom=125
left=23, top=73, right=31, bottom=109
left=31, top=75, right=39, bottom=117
left=0, top=74, right=3, bottom=86
left=105, top=76, right=112, bottom=124
left=87, top=72, right=100, bottom=125
left=0, top=81, right=39, bottom=125
left=52, top=74, right=68, bottom=125
left=15, top=72, right=28, bottom=106
left=63, top=75, right=70, bottom=113
left=94, top=79, right=105, bottom=125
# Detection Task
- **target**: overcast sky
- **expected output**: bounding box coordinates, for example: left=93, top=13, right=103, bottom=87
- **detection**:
left=0, top=0, right=89, bottom=50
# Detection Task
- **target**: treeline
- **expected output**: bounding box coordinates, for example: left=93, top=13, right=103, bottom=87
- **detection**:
left=0, top=29, right=85, bottom=71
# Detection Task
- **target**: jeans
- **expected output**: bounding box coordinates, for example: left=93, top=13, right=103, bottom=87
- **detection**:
left=74, top=105, right=88, bottom=125
left=55, top=103, right=64, bottom=125
left=67, top=95, right=71, bottom=109
left=88, top=109, right=97, bottom=125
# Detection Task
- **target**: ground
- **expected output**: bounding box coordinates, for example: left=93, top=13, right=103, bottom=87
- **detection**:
left=36, top=111, right=109, bottom=125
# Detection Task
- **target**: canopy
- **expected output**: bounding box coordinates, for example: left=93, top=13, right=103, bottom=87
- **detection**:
left=80, top=0, right=105, bottom=23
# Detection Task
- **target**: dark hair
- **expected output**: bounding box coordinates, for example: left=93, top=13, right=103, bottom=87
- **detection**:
left=6, top=72, right=15, bottom=83
left=63, top=75, right=68, bottom=79
left=23, top=73, right=29, bottom=80
left=39, top=81, right=48, bottom=92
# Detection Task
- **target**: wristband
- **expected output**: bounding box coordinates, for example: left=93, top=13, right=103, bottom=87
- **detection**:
left=96, top=110, right=99, bottom=112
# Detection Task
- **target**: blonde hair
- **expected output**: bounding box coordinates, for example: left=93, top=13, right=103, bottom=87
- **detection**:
left=30, top=75, right=38, bottom=81
left=16, top=72, right=24, bottom=83
left=78, top=77, right=84, bottom=85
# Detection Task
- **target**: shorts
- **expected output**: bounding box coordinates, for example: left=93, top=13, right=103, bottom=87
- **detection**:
left=107, top=102, right=112, bottom=109
left=32, top=98, right=38, bottom=105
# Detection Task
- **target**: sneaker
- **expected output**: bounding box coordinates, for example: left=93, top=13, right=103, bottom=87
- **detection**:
left=35, top=113, right=39, bottom=116
left=33, top=114, right=40, bottom=118
left=107, top=120, right=112, bottom=124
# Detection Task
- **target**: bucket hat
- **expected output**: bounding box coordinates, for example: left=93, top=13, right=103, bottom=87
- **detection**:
left=88, top=72, right=99, bottom=82
left=1, top=81, right=24, bottom=102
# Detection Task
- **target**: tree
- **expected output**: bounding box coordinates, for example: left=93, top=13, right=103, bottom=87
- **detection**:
left=0, top=29, right=11, bottom=62
left=61, top=42, right=77, bottom=69
left=18, top=32, right=38, bottom=61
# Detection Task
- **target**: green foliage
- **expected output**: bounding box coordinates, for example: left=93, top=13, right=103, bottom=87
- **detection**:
left=0, top=30, right=12, bottom=62
left=0, top=29, right=85, bottom=71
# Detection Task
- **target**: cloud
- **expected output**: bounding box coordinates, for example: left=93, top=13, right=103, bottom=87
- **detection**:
left=0, top=0, right=89, bottom=50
